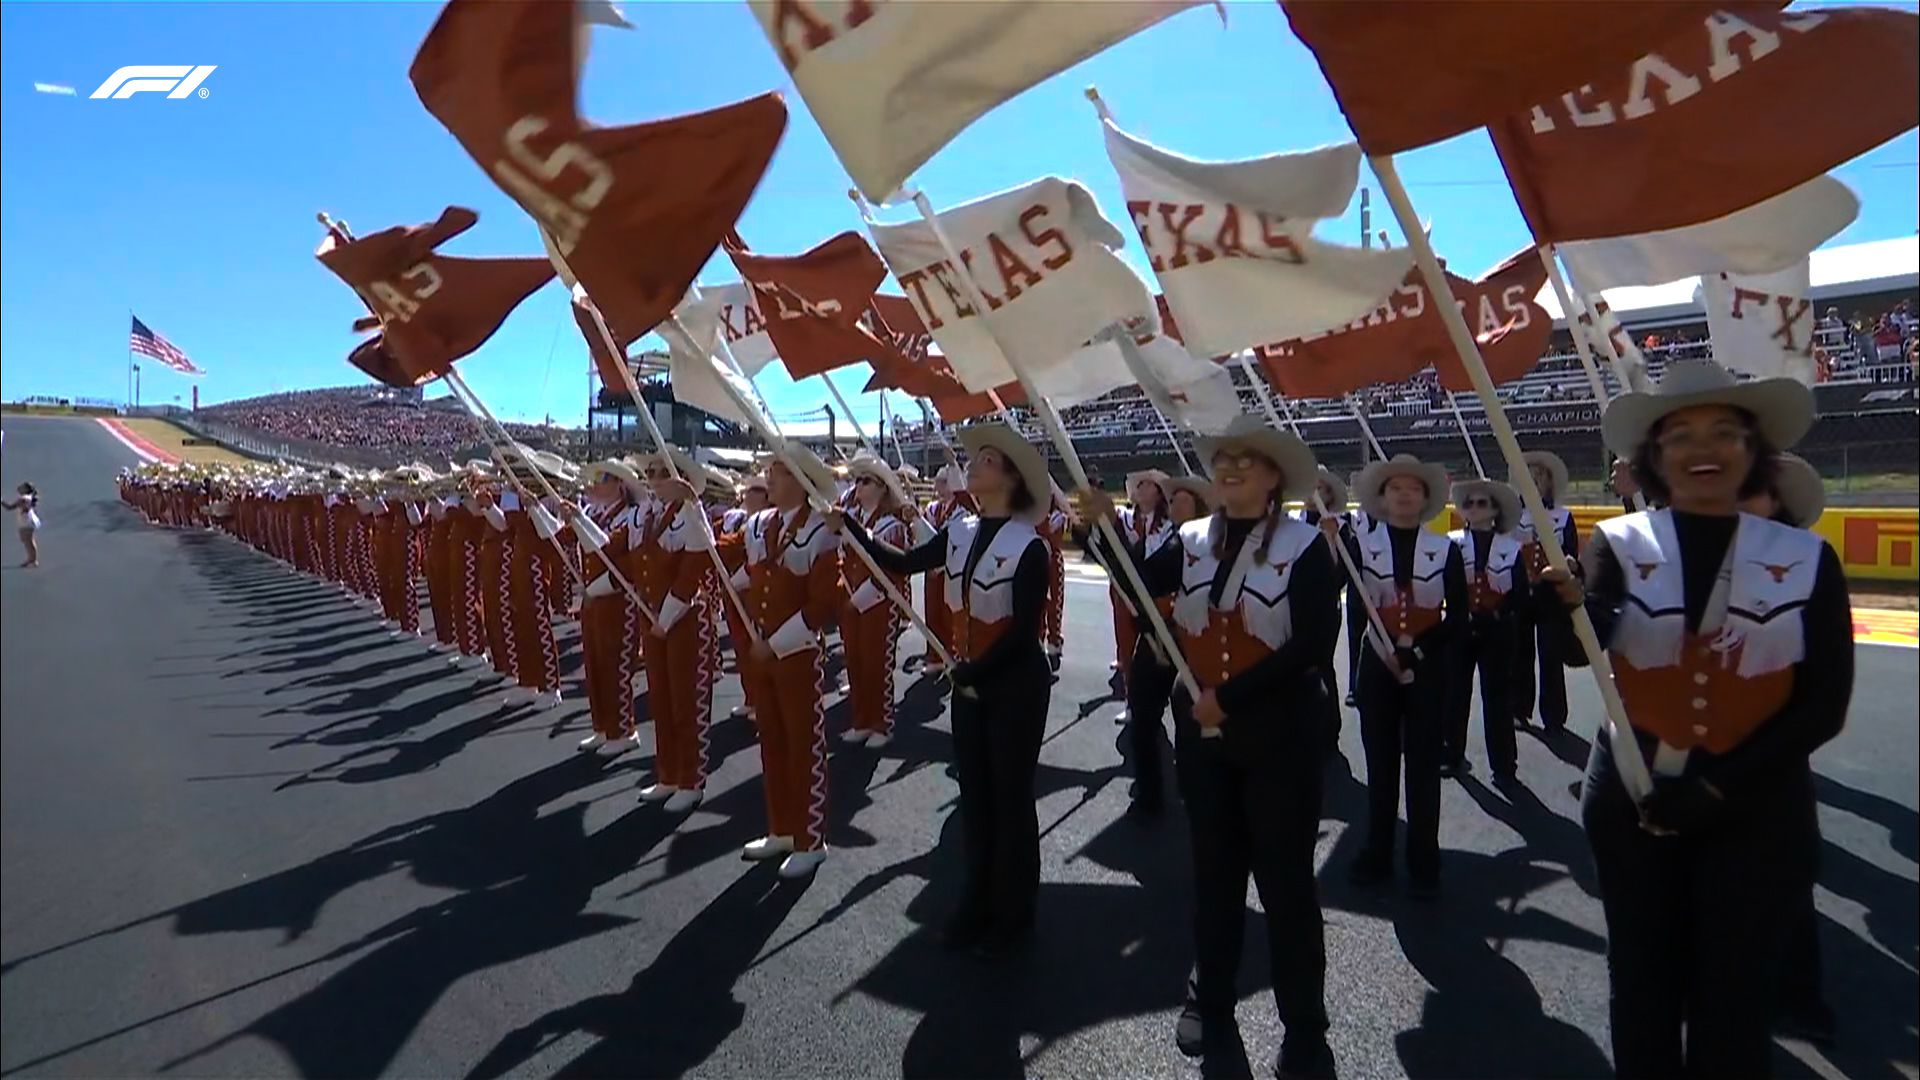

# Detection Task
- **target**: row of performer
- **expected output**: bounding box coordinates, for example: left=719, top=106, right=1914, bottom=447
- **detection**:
left=116, top=360, right=1851, bottom=1080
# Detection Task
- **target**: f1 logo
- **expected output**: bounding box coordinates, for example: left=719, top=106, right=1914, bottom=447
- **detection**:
left=91, top=66, right=217, bottom=100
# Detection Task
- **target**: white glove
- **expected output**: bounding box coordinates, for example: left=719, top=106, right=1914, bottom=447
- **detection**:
left=585, top=573, right=617, bottom=599
left=574, top=514, right=611, bottom=552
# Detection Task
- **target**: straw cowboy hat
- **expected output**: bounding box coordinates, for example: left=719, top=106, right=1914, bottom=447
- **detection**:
left=958, top=422, right=1053, bottom=513
left=741, top=472, right=769, bottom=494
left=933, top=462, right=966, bottom=491
left=635, top=445, right=712, bottom=492
left=1508, top=450, right=1569, bottom=501
left=1450, top=478, right=1522, bottom=536
left=1357, top=454, right=1450, bottom=522
left=844, top=450, right=910, bottom=507
left=1770, top=452, right=1826, bottom=528
left=1192, top=415, right=1319, bottom=500
left=1310, top=465, right=1349, bottom=512
left=1162, top=474, right=1216, bottom=513
left=766, top=443, right=840, bottom=499
left=580, top=457, right=644, bottom=492
left=1125, top=469, right=1172, bottom=506
left=1600, top=358, right=1816, bottom=457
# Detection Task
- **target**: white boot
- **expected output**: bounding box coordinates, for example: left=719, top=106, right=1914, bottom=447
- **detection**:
left=595, top=735, right=634, bottom=757
left=729, top=704, right=753, bottom=720
left=839, top=729, right=872, bottom=746
left=638, top=783, right=677, bottom=803
left=663, top=787, right=704, bottom=814
left=742, top=835, right=795, bottom=861
left=778, top=848, right=828, bottom=879
left=577, top=732, right=606, bottom=752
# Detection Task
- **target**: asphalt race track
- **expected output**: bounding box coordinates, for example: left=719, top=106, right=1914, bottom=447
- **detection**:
left=2, top=413, right=1915, bottom=1080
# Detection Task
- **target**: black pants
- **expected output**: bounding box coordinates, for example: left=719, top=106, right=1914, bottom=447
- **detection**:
left=1357, top=652, right=1443, bottom=881
left=1344, top=586, right=1365, bottom=689
left=949, top=653, right=1050, bottom=935
left=1125, top=636, right=1177, bottom=805
left=1582, top=739, right=1817, bottom=1079
left=1444, top=615, right=1517, bottom=775
left=1511, top=607, right=1567, bottom=728
left=1174, top=680, right=1330, bottom=1043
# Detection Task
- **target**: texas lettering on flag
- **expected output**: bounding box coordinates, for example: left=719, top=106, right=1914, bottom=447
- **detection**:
left=1101, top=117, right=1412, bottom=357
left=1697, top=260, right=1817, bottom=385
left=867, top=177, right=1156, bottom=403
left=859, top=294, right=1026, bottom=423
left=754, top=0, right=1208, bottom=201
left=724, top=230, right=902, bottom=380
left=315, top=207, right=555, bottom=388
left=412, top=0, right=786, bottom=345
left=660, top=285, right=779, bottom=429
left=1493, top=6, right=1915, bottom=242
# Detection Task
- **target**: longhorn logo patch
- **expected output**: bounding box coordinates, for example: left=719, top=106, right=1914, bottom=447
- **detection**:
left=1751, top=559, right=1804, bottom=584
left=1634, top=561, right=1659, bottom=581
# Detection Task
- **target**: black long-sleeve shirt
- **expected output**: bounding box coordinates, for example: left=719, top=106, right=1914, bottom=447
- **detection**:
left=845, top=515, right=1048, bottom=686
left=1561, top=511, right=1853, bottom=801
left=1094, top=517, right=1340, bottom=716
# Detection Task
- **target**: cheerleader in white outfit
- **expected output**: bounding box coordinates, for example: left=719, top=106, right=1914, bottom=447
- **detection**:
left=3, top=482, right=41, bottom=567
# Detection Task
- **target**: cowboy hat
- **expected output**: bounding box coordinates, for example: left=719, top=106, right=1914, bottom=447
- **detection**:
left=580, top=458, right=643, bottom=491
left=1508, top=450, right=1569, bottom=501
left=1769, top=452, right=1825, bottom=528
left=1357, top=454, right=1450, bottom=522
left=1125, top=469, right=1172, bottom=506
left=958, top=422, right=1052, bottom=514
left=765, top=443, right=840, bottom=499
left=635, top=445, right=712, bottom=492
left=1601, top=359, right=1815, bottom=457
left=933, top=462, right=966, bottom=492
left=1308, top=465, right=1349, bottom=513
left=1450, top=478, right=1522, bottom=536
left=1193, top=416, right=1319, bottom=501
left=845, top=450, right=909, bottom=507
left=1162, top=475, right=1216, bottom=514
left=741, top=472, right=769, bottom=493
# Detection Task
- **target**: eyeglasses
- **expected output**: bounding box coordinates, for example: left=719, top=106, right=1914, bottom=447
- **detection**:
left=643, top=468, right=670, bottom=479
left=1210, top=451, right=1265, bottom=471
left=1462, top=497, right=1492, bottom=508
left=854, top=476, right=877, bottom=486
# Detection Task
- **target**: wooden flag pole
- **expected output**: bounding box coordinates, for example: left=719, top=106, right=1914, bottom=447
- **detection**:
left=1446, top=391, right=1487, bottom=479
left=1231, top=351, right=1403, bottom=678
left=1344, top=392, right=1389, bottom=458
left=820, top=373, right=882, bottom=460
left=1371, top=155, right=1654, bottom=807
left=901, top=190, right=1209, bottom=723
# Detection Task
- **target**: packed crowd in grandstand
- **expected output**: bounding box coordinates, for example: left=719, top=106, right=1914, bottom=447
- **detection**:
left=184, top=298, right=1917, bottom=459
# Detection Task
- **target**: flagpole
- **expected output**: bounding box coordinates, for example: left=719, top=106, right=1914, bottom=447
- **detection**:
left=1370, top=153, right=1654, bottom=808
left=1153, top=408, right=1198, bottom=477
left=127, top=311, right=135, bottom=413
left=899, top=189, right=1209, bottom=724
left=1535, top=245, right=1647, bottom=510
left=1446, top=391, right=1486, bottom=479
left=820, top=373, right=882, bottom=459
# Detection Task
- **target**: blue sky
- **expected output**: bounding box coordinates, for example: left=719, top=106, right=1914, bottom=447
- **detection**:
left=3, top=1, right=1915, bottom=430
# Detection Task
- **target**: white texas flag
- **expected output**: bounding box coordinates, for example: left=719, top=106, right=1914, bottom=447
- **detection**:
left=663, top=286, right=777, bottom=429
left=1696, top=260, right=1818, bottom=385
left=867, top=177, right=1158, bottom=403
left=1101, top=118, right=1413, bottom=358
left=1558, top=175, right=1857, bottom=293
left=753, top=0, right=1209, bottom=202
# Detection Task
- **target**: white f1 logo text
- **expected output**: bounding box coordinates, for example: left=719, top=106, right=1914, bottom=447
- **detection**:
left=91, top=66, right=217, bottom=100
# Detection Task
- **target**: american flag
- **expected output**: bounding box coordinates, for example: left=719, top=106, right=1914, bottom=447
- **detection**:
left=129, top=315, right=205, bottom=376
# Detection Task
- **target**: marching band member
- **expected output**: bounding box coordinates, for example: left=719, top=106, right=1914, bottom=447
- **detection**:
left=573, top=457, right=646, bottom=756
left=476, top=476, right=517, bottom=682
left=723, top=448, right=843, bottom=879
left=1348, top=454, right=1465, bottom=899
left=837, top=423, right=1055, bottom=959
left=1541, top=361, right=1850, bottom=1079
left=1442, top=477, right=1525, bottom=783
left=493, top=449, right=572, bottom=707
left=424, top=475, right=459, bottom=652
left=1083, top=416, right=1338, bottom=1077
left=1110, top=470, right=1173, bottom=713
left=447, top=466, right=493, bottom=667
left=368, top=477, right=408, bottom=633
left=1512, top=450, right=1576, bottom=733
left=920, top=463, right=973, bottom=673
left=839, top=452, right=911, bottom=748
left=633, top=446, right=720, bottom=814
